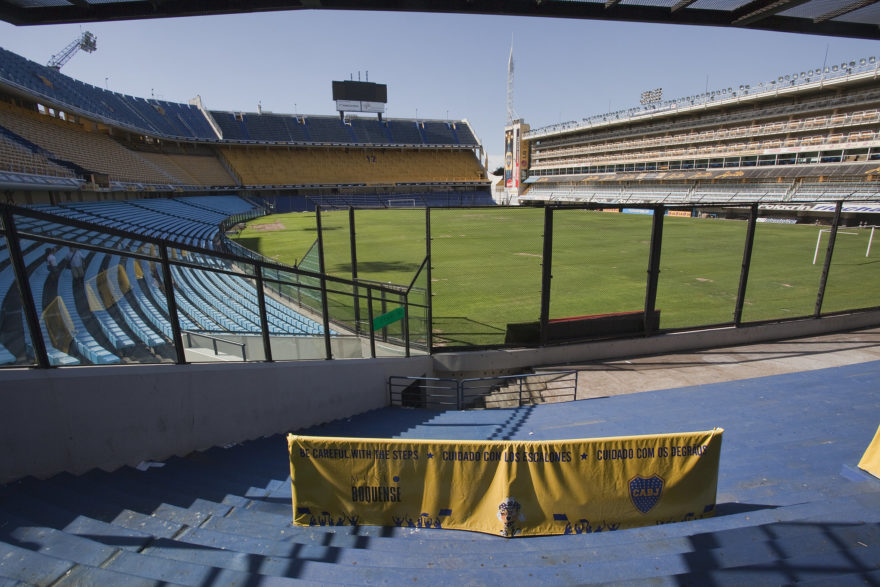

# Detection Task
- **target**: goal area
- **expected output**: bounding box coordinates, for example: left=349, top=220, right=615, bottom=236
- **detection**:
left=386, top=198, right=418, bottom=208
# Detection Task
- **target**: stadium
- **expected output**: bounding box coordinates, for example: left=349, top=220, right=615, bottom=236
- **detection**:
left=1, top=1, right=880, bottom=584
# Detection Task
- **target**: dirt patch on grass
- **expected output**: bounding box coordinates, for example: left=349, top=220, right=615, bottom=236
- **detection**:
left=250, top=221, right=286, bottom=232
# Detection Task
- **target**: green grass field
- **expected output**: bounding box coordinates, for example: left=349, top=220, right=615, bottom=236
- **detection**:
left=231, top=208, right=880, bottom=347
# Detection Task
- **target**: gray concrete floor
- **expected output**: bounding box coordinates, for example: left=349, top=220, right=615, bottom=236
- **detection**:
left=554, top=327, right=880, bottom=399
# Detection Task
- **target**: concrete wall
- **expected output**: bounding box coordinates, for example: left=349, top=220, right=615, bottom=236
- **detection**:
left=0, top=355, right=432, bottom=484
left=432, top=312, right=880, bottom=377
left=3, top=311, right=878, bottom=484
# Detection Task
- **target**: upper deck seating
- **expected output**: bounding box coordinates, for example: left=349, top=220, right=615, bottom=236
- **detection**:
left=0, top=47, right=217, bottom=140
left=349, top=118, right=392, bottom=144
left=421, top=121, right=458, bottom=144
left=387, top=120, right=425, bottom=145
left=211, top=112, right=251, bottom=141
left=453, top=122, right=479, bottom=147
left=304, top=117, right=356, bottom=143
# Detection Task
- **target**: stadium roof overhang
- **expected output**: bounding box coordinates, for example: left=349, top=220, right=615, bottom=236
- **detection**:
left=2, top=0, right=880, bottom=40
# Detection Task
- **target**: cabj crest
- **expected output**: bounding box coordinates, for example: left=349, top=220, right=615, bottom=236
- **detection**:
left=629, top=474, right=664, bottom=514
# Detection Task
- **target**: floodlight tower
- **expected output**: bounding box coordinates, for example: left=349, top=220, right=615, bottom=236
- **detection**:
left=47, top=31, right=97, bottom=71
left=503, top=38, right=528, bottom=205
left=506, top=38, right=518, bottom=125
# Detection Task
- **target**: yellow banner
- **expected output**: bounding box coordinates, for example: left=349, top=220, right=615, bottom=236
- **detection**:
left=288, top=428, right=723, bottom=537
left=858, top=425, right=880, bottom=479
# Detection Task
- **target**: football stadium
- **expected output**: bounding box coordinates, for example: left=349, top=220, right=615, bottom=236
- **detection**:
left=1, top=1, right=880, bottom=584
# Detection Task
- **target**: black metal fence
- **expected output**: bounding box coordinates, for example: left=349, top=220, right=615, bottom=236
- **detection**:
left=0, top=203, right=429, bottom=368
left=3, top=199, right=878, bottom=369
left=315, top=203, right=880, bottom=352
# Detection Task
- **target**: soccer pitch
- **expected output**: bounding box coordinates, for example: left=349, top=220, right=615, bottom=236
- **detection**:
left=231, top=208, right=880, bottom=347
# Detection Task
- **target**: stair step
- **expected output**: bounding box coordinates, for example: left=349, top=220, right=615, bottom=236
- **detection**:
left=0, top=541, right=75, bottom=585
left=54, top=563, right=190, bottom=587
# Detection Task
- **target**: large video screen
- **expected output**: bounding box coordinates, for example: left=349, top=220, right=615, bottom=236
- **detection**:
left=332, top=81, right=388, bottom=104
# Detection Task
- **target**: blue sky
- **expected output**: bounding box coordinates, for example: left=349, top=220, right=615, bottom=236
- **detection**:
left=2, top=10, right=879, bottom=170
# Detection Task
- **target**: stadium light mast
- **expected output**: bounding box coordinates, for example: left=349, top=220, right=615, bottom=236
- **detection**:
left=47, top=31, right=97, bottom=71
left=506, top=38, right=519, bottom=125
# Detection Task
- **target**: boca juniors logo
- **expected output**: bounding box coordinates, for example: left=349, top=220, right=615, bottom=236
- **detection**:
left=497, top=497, right=524, bottom=537
left=629, top=474, right=664, bottom=514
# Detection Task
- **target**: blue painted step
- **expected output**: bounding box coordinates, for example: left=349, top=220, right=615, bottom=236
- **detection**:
left=0, top=541, right=74, bottom=585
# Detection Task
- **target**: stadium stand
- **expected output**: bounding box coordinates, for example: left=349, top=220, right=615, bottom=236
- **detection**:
left=0, top=102, right=180, bottom=185
left=305, top=190, right=495, bottom=209
left=218, top=145, right=485, bottom=186
left=0, top=46, right=489, bottom=202
left=0, top=46, right=217, bottom=140
left=517, top=59, right=880, bottom=207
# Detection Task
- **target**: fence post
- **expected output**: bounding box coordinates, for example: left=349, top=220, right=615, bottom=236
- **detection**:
left=254, top=265, right=272, bottom=362
left=539, top=206, right=554, bottom=346
left=315, top=207, right=333, bottom=359
left=2, top=207, right=49, bottom=368
left=425, top=207, right=433, bottom=352
left=643, top=206, right=664, bottom=336
left=403, top=298, right=410, bottom=358
left=815, top=200, right=843, bottom=317
left=160, top=244, right=187, bottom=364
left=734, top=203, right=759, bottom=326
left=380, top=289, right=388, bottom=342
left=349, top=206, right=361, bottom=335
left=367, top=287, right=376, bottom=359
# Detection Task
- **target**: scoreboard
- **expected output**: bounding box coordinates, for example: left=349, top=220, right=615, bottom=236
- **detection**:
left=333, top=80, right=387, bottom=115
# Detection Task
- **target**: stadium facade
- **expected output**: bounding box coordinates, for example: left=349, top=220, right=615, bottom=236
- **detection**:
left=508, top=55, right=880, bottom=224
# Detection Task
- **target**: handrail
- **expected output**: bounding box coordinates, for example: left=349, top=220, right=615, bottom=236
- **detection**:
left=389, top=371, right=579, bottom=410
left=182, top=330, right=247, bottom=361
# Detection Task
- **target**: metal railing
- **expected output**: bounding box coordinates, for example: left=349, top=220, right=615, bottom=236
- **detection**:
left=388, top=376, right=459, bottom=409
left=0, top=202, right=426, bottom=368
left=183, top=331, right=247, bottom=361
left=388, top=370, right=578, bottom=410
left=460, top=371, right=578, bottom=409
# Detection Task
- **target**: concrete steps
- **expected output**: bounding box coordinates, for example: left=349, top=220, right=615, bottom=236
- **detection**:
left=1, top=360, right=879, bottom=584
